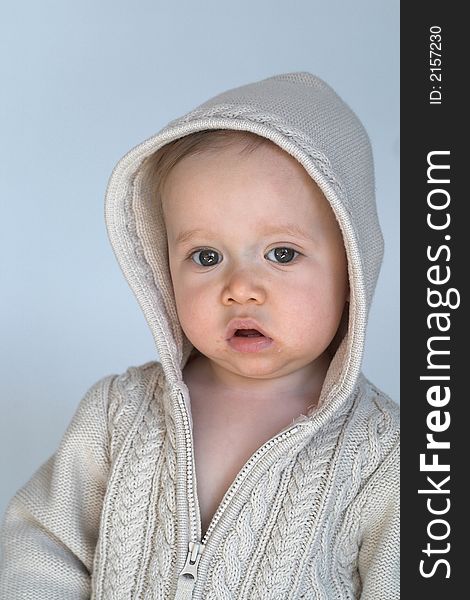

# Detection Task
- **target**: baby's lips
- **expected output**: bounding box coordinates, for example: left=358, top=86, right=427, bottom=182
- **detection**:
left=225, top=317, right=271, bottom=340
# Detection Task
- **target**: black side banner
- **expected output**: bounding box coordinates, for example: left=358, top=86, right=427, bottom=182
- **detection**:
left=401, top=4, right=466, bottom=596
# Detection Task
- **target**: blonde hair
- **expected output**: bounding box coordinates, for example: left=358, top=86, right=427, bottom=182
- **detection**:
left=147, top=129, right=275, bottom=212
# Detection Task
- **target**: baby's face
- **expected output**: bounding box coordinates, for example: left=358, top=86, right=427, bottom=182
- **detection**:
left=162, top=140, right=349, bottom=382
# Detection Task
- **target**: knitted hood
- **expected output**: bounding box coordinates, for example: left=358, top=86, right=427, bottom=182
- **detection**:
left=104, top=71, right=383, bottom=427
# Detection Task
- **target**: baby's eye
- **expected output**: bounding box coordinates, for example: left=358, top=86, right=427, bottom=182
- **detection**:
left=190, top=248, right=222, bottom=267
left=265, top=247, right=299, bottom=264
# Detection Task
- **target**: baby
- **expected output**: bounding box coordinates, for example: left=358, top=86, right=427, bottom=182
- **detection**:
left=160, top=131, right=350, bottom=538
left=0, top=72, right=399, bottom=599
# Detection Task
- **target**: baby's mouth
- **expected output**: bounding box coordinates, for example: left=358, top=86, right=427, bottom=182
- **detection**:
left=234, top=329, right=265, bottom=337
left=225, top=319, right=271, bottom=340
left=227, top=327, right=274, bottom=353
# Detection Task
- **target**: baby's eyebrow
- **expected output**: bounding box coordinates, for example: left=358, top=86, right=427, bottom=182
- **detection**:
left=174, top=228, right=211, bottom=246
left=174, top=223, right=312, bottom=246
left=261, top=223, right=312, bottom=241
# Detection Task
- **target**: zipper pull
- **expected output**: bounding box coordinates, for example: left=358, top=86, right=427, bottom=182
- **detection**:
left=174, top=541, right=204, bottom=599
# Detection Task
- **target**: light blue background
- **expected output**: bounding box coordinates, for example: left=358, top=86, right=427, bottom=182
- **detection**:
left=0, top=0, right=399, bottom=519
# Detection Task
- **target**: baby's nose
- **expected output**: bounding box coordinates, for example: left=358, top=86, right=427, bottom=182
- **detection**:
left=221, top=267, right=267, bottom=305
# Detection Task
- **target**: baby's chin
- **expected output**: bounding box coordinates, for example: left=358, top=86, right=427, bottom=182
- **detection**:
left=204, top=352, right=307, bottom=382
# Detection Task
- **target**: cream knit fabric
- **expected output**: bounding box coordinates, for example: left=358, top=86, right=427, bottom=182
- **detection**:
left=0, top=72, right=399, bottom=599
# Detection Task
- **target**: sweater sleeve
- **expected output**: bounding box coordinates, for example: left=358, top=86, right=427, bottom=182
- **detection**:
left=0, top=373, right=116, bottom=600
left=357, top=441, right=400, bottom=600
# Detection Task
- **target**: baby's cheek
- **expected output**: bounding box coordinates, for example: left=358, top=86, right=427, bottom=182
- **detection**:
left=179, top=285, right=213, bottom=331
left=290, top=287, right=320, bottom=316
left=291, top=294, right=332, bottom=335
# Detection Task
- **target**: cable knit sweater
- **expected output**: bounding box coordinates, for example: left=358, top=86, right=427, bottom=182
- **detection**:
left=0, top=72, right=400, bottom=599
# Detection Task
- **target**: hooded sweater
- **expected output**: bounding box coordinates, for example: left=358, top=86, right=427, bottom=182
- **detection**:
left=0, top=72, right=399, bottom=599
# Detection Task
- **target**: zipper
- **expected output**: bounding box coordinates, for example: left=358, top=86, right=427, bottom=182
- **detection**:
left=174, top=541, right=205, bottom=600
left=174, top=389, right=301, bottom=599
